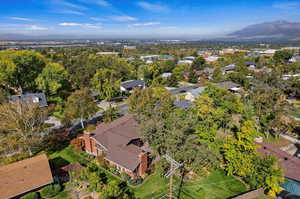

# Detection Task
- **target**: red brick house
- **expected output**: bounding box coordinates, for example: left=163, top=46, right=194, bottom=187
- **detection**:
left=82, top=114, right=151, bottom=178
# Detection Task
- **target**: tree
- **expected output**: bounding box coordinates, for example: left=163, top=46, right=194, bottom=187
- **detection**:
left=0, top=101, right=48, bottom=156
left=192, top=56, right=206, bottom=70
left=103, top=105, right=119, bottom=123
left=99, top=180, right=135, bottom=199
left=91, top=68, right=120, bottom=101
left=273, top=50, right=293, bottom=64
left=222, top=120, right=259, bottom=176
left=211, top=67, right=224, bottom=82
left=0, top=50, right=46, bottom=93
left=35, top=62, right=69, bottom=96
left=64, top=88, right=98, bottom=128
left=0, top=88, right=9, bottom=104
left=245, top=155, right=284, bottom=197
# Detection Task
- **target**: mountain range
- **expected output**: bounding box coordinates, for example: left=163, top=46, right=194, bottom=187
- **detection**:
left=228, top=20, right=300, bottom=41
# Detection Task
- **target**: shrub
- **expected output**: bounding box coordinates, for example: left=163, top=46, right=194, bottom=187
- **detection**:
left=20, top=192, right=39, bottom=199
left=40, top=184, right=61, bottom=198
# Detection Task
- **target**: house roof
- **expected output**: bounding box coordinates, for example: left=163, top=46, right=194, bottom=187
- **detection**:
left=0, top=154, right=53, bottom=199
left=187, top=87, right=206, bottom=97
left=256, top=142, right=300, bottom=182
left=91, top=115, right=143, bottom=171
left=222, top=64, right=236, bottom=71
left=173, top=99, right=193, bottom=110
left=245, top=62, right=256, bottom=66
left=169, top=85, right=199, bottom=95
left=214, top=81, right=240, bottom=90
left=121, top=80, right=145, bottom=90
left=11, top=93, right=48, bottom=107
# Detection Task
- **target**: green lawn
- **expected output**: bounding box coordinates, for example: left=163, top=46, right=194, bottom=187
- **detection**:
left=49, top=146, right=88, bottom=169
left=133, top=170, right=247, bottom=199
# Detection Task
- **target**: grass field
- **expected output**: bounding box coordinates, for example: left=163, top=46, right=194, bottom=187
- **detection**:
left=133, top=170, right=247, bottom=199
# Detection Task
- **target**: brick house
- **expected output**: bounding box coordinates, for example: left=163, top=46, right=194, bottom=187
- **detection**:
left=82, top=114, right=151, bottom=178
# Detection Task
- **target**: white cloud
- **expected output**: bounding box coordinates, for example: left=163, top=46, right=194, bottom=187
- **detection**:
left=129, top=22, right=160, bottom=27
left=111, top=16, right=137, bottom=22
left=59, top=9, right=85, bottom=15
left=27, top=25, right=48, bottom=31
left=90, top=17, right=106, bottom=21
left=59, top=22, right=83, bottom=26
left=53, top=0, right=87, bottom=10
left=9, top=17, right=32, bottom=21
left=79, top=0, right=111, bottom=7
left=137, top=1, right=169, bottom=12
left=272, top=1, right=299, bottom=9
left=59, top=22, right=101, bottom=28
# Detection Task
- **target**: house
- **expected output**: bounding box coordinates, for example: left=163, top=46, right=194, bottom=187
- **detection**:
left=178, top=60, right=193, bottom=65
left=256, top=142, right=300, bottom=196
left=140, top=55, right=159, bottom=62
left=82, top=115, right=151, bottom=178
left=260, top=49, right=277, bottom=57
left=222, top=64, right=236, bottom=74
left=289, top=56, right=300, bottom=63
left=11, top=93, right=48, bottom=108
left=0, top=154, right=54, bottom=199
left=173, top=98, right=193, bottom=110
left=169, top=85, right=199, bottom=96
left=214, top=81, right=241, bottom=92
left=161, top=72, right=172, bottom=78
left=245, top=62, right=256, bottom=68
left=282, top=73, right=300, bottom=80
left=205, top=56, right=219, bottom=64
left=183, top=56, right=196, bottom=61
left=120, top=79, right=145, bottom=93
left=185, top=87, right=206, bottom=102
left=124, top=45, right=136, bottom=50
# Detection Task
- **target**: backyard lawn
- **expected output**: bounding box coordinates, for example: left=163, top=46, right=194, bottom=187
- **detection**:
left=133, top=169, right=248, bottom=199
left=49, top=146, right=88, bottom=169
left=49, top=146, right=248, bottom=199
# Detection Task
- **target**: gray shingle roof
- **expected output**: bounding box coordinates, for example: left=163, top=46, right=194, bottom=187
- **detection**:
left=173, top=99, right=193, bottom=110
left=222, top=64, right=236, bottom=71
left=169, top=86, right=199, bottom=95
left=121, top=80, right=145, bottom=90
left=11, top=93, right=48, bottom=108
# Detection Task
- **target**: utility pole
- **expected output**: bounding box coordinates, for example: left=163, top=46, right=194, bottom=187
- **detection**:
left=163, top=155, right=183, bottom=199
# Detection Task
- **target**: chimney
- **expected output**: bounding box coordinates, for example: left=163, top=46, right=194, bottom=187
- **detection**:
left=83, top=131, right=93, bottom=153
left=138, top=152, right=148, bottom=177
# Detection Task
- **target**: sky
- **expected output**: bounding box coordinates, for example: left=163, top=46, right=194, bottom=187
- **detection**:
left=1, top=0, right=300, bottom=39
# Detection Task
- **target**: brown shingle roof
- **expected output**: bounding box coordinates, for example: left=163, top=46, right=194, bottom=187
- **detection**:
left=215, top=81, right=240, bottom=90
left=256, top=142, right=300, bottom=182
left=0, top=154, right=53, bottom=199
left=92, top=114, right=143, bottom=171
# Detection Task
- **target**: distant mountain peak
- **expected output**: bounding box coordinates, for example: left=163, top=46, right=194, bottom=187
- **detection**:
left=228, top=20, right=300, bottom=41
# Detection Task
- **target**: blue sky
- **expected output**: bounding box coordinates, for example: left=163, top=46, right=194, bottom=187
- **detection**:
left=1, top=0, right=300, bottom=39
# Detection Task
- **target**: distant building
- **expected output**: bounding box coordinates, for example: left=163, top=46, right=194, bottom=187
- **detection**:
left=0, top=154, right=53, bottom=199
left=245, top=62, right=257, bottom=68
left=124, top=45, right=136, bottom=50
left=282, top=73, right=300, bottom=80
left=260, top=49, right=277, bottom=57
left=11, top=93, right=48, bottom=108
left=205, top=56, right=219, bottom=63
left=178, top=60, right=193, bottom=65
left=96, top=52, right=119, bottom=55
left=289, top=56, right=300, bottom=63
left=183, top=56, right=196, bottom=61
left=120, top=79, right=145, bottom=93
left=185, top=87, right=206, bottom=102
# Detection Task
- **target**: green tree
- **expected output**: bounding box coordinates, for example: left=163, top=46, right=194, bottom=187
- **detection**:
left=91, top=68, right=120, bottom=101
left=35, top=62, right=69, bottom=96
left=64, top=88, right=98, bottom=128
left=192, top=56, right=206, bottom=70
left=0, top=50, right=46, bottom=93
left=211, top=67, right=224, bottom=82
left=273, top=50, right=293, bottom=64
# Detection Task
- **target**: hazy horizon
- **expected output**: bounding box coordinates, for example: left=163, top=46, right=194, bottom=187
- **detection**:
left=1, top=0, right=300, bottom=40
